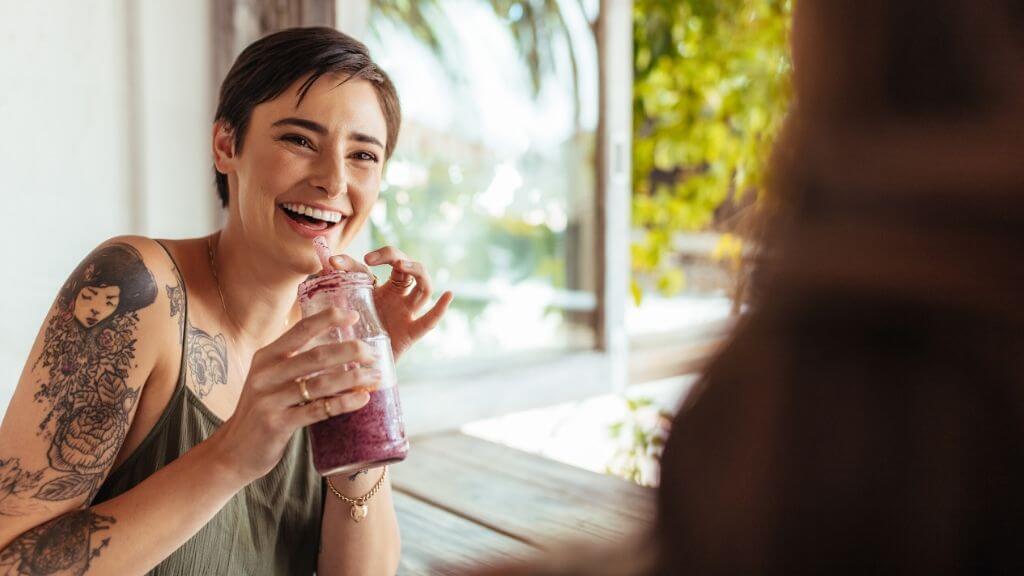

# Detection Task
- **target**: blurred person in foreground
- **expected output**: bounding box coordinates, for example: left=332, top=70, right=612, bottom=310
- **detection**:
left=0, top=27, right=451, bottom=575
left=479, top=0, right=1024, bottom=574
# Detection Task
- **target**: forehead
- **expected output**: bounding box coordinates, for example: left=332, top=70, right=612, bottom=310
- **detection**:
left=253, top=74, right=387, bottom=141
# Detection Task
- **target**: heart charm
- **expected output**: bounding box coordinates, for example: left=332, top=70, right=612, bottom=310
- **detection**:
left=350, top=503, right=368, bottom=523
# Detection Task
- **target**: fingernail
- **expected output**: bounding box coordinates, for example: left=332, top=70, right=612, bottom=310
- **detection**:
left=401, top=260, right=413, bottom=269
left=330, top=255, right=344, bottom=265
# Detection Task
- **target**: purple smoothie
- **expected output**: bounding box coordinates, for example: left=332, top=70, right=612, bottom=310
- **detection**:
left=298, top=269, right=408, bottom=476
left=310, top=386, right=408, bottom=476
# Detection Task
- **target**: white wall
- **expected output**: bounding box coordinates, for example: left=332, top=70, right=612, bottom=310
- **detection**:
left=0, top=0, right=216, bottom=413
left=136, top=0, right=218, bottom=238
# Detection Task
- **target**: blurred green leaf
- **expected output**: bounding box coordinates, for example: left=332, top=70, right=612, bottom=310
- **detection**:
left=632, top=0, right=792, bottom=299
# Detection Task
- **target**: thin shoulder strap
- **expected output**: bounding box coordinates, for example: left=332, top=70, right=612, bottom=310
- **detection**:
left=99, top=239, right=191, bottom=481
left=153, top=240, right=189, bottom=387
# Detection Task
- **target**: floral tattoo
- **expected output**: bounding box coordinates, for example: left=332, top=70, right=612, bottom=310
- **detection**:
left=184, top=324, right=228, bottom=399
left=0, top=510, right=115, bottom=575
left=165, top=271, right=229, bottom=400
left=0, top=458, right=44, bottom=516
left=29, top=243, right=157, bottom=504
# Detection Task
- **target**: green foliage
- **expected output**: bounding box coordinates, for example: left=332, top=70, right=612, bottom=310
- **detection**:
left=632, top=0, right=792, bottom=302
left=606, top=396, right=673, bottom=486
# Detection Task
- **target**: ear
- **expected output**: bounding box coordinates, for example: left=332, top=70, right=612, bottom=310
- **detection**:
left=212, top=120, right=237, bottom=175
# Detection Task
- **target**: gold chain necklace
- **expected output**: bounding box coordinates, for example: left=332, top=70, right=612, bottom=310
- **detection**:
left=206, top=233, right=249, bottom=387
left=206, top=233, right=245, bottom=337
left=206, top=233, right=292, bottom=354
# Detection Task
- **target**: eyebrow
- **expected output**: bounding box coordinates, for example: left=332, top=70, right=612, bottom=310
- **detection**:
left=272, top=117, right=385, bottom=149
left=350, top=132, right=385, bottom=150
left=272, top=117, right=327, bottom=135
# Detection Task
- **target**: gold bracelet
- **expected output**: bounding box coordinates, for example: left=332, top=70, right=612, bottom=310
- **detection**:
left=326, top=467, right=388, bottom=523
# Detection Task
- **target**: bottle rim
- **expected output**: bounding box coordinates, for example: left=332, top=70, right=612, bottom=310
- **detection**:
left=297, top=271, right=374, bottom=299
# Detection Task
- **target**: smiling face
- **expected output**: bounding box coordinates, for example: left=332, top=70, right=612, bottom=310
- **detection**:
left=73, top=285, right=121, bottom=328
left=214, top=74, right=389, bottom=274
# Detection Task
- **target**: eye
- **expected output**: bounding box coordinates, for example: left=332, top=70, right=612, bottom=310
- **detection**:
left=351, top=151, right=379, bottom=163
left=281, top=134, right=314, bottom=149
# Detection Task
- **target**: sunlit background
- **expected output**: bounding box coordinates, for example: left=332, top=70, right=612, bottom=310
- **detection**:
left=0, top=0, right=790, bottom=486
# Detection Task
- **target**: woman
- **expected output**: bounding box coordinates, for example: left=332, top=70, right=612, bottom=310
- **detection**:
left=659, top=0, right=1024, bottom=573
left=481, top=0, right=1024, bottom=574
left=0, top=27, right=450, bottom=575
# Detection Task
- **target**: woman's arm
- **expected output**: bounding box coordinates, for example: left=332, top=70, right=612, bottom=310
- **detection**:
left=0, top=431, right=246, bottom=574
left=0, top=237, right=380, bottom=575
left=318, top=469, right=401, bottom=576
left=0, top=236, right=236, bottom=573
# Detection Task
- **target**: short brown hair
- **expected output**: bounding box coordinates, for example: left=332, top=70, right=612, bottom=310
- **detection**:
left=213, top=27, right=401, bottom=206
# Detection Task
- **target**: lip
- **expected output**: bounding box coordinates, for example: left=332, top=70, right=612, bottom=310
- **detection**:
left=278, top=204, right=348, bottom=239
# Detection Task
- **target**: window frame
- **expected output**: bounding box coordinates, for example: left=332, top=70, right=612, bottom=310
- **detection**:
left=332, top=0, right=636, bottom=434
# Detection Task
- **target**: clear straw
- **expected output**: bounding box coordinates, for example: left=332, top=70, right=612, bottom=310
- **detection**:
left=310, top=236, right=358, bottom=350
left=312, top=236, right=332, bottom=273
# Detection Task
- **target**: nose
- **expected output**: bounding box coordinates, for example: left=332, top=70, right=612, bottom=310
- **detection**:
left=308, top=148, right=346, bottom=198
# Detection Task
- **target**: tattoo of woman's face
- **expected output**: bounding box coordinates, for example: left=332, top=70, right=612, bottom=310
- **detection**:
left=73, top=285, right=121, bottom=328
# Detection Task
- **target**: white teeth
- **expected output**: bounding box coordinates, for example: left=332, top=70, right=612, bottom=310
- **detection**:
left=282, top=202, right=344, bottom=223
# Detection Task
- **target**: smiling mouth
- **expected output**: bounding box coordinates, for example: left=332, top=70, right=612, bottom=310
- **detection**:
left=280, top=203, right=347, bottom=231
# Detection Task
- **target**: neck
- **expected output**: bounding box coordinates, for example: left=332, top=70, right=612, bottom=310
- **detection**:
left=210, top=225, right=303, bottom=349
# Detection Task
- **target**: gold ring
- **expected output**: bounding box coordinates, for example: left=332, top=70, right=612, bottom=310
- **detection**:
left=323, top=398, right=333, bottom=418
left=390, top=276, right=415, bottom=289
left=297, top=378, right=312, bottom=403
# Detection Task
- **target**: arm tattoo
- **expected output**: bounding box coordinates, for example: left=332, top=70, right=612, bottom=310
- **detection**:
left=0, top=458, right=44, bottom=516
left=0, top=510, right=115, bottom=574
left=185, top=324, right=228, bottom=399
left=30, top=243, right=157, bottom=504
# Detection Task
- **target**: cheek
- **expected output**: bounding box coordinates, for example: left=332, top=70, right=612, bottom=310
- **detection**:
left=239, top=147, right=308, bottom=222
left=349, top=169, right=382, bottom=212
left=249, top=147, right=303, bottom=191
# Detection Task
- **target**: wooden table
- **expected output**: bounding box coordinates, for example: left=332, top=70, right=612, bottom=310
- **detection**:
left=391, top=433, right=656, bottom=575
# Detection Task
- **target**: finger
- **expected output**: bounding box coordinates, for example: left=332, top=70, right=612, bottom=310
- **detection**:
left=277, top=367, right=382, bottom=407
left=364, top=246, right=409, bottom=268
left=289, top=391, right=371, bottom=427
left=267, top=340, right=376, bottom=385
left=330, top=254, right=372, bottom=275
left=383, top=263, right=420, bottom=298
left=261, top=307, right=357, bottom=361
left=409, top=291, right=453, bottom=340
left=392, top=260, right=433, bottom=306
left=404, top=264, right=435, bottom=311
left=365, top=246, right=415, bottom=285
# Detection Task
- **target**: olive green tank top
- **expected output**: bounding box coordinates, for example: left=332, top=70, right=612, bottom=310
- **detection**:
left=92, top=242, right=322, bottom=576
